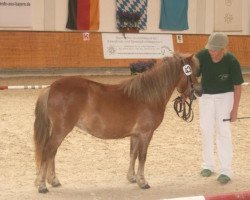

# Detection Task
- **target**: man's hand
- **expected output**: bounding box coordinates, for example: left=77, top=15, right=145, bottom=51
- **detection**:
left=230, top=109, right=238, bottom=122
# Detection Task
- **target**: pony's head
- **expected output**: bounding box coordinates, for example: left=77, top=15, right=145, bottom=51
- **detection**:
left=175, top=54, right=202, bottom=99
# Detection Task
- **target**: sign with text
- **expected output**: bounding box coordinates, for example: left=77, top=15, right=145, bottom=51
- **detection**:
left=0, top=0, right=32, bottom=28
left=102, top=33, right=173, bottom=59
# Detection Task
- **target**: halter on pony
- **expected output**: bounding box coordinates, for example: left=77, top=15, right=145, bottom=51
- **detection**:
left=173, top=59, right=197, bottom=122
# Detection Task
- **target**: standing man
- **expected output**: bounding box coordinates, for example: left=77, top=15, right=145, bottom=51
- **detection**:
left=196, top=32, right=244, bottom=184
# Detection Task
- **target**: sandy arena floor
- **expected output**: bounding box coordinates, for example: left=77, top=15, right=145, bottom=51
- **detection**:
left=0, top=75, right=250, bottom=200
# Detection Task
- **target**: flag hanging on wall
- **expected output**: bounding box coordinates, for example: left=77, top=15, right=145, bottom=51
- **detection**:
left=214, top=0, right=242, bottom=31
left=159, top=0, right=189, bottom=30
left=66, top=0, right=99, bottom=30
left=116, top=0, right=148, bottom=31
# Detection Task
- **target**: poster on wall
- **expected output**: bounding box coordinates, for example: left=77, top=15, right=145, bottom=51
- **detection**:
left=102, top=33, right=173, bottom=59
left=214, top=0, right=242, bottom=31
left=0, top=0, right=32, bottom=28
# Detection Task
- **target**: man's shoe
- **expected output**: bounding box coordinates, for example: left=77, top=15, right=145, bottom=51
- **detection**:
left=201, top=169, right=212, bottom=177
left=217, top=174, right=231, bottom=184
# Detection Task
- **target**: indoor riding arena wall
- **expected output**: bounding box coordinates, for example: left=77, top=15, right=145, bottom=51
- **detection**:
left=0, top=31, right=250, bottom=69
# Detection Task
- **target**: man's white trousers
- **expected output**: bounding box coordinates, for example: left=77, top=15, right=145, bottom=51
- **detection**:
left=199, top=92, right=234, bottom=177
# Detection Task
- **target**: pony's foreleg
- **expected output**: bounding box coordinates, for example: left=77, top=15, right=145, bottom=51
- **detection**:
left=136, top=132, right=153, bottom=189
left=127, top=136, right=139, bottom=183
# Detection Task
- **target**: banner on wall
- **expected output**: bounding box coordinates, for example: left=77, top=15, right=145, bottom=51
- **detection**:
left=66, top=0, right=99, bottom=30
left=214, top=0, right=242, bottom=31
left=102, top=33, right=173, bottom=59
left=0, top=0, right=32, bottom=28
left=159, top=0, right=189, bottom=31
left=116, top=0, right=148, bottom=30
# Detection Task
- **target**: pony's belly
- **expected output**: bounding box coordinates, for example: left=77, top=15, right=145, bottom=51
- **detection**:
left=76, top=120, right=134, bottom=139
left=75, top=121, right=88, bottom=132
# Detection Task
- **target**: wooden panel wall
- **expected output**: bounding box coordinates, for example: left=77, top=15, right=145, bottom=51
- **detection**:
left=0, top=31, right=138, bottom=68
left=0, top=31, right=250, bottom=69
left=173, top=34, right=250, bottom=67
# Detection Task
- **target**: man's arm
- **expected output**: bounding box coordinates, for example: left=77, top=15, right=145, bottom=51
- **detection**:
left=230, top=85, right=242, bottom=122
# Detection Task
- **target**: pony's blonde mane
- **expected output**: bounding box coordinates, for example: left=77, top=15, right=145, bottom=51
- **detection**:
left=121, top=53, right=199, bottom=103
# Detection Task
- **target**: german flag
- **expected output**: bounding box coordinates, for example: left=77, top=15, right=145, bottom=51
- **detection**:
left=66, top=0, right=99, bottom=30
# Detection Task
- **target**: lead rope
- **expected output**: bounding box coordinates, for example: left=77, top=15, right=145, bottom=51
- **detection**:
left=173, top=94, right=194, bottom=122
left=173, top=61, right=195, bottom=122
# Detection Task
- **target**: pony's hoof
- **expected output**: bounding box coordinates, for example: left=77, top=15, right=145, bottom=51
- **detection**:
left=127, top=176, right=136, bottom=183
left=129, top=179, right=136, bottom=183
left=141, top=184, right=150, bottom=189
left=47, top=177, right=61, bottom=187
left=38, top=187, right=49, bottom=193
left=52, top=182, right=61, bottom=187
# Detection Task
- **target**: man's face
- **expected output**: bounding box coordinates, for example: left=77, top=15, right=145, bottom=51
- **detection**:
left=208, top=49, right=224, bottom=63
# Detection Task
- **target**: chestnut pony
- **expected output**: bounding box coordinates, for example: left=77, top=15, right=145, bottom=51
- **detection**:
left=34, top=53, right=201, bottom=193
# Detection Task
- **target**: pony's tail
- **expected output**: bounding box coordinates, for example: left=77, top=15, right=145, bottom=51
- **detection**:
left=33, top=88, right=51, bottom=173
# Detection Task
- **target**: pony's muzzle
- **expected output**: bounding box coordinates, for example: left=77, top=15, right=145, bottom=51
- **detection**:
left=193, top=84, right=202, bottom=97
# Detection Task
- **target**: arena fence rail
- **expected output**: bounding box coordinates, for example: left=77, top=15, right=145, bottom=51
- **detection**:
left=164, top=190, right=250, bottom=200
left=0, top=85, right=49, bottom=90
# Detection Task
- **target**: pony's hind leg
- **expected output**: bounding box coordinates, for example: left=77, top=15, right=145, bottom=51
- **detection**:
left=36, top=129, right=67, bottom=193
left=35, top=159, right=49, bottom=193
left=127, top=135, right=139, bottom=183
left=136, top=132, right=153, bottom=189
left=47, top=157, right=61, bottom=187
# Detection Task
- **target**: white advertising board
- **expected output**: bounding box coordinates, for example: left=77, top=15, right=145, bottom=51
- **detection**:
left=0, top=0, right=32, bottom=28
left=102, top=33, right=173, bottom=59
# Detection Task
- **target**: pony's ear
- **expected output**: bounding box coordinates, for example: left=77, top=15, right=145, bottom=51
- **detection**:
left=186, top=54, right=194, bottom=62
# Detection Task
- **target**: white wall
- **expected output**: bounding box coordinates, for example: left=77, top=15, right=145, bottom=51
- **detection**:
left=55, top=0, right=67, bottom=31
left=204, top=0, right=249, bottom=35
left=3, top=0, right=250, bottom=34
left=32, top=0, right=44, bottom=30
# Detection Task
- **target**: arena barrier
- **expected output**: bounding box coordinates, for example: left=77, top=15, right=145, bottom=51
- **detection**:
left=0, top=82, right=248, bottom=91
left=165, top=191, right=250, bottom=200
left=0, top=85, right=49, bottom=90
